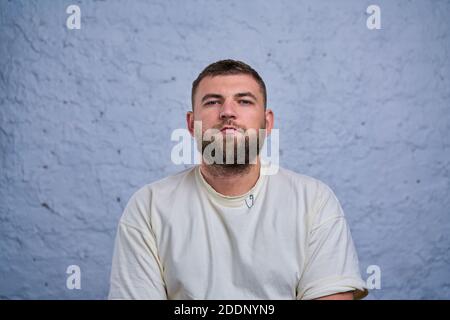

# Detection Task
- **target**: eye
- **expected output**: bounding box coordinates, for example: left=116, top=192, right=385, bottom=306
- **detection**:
left=205, top=100, right=220, bottom=106
left=239, top=100, right=253, bottom=105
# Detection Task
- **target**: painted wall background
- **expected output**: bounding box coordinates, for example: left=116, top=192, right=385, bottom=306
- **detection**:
left=1, top=0, right=449, bottom=299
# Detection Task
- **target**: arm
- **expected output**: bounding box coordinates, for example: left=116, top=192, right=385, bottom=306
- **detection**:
left=108, top=221, right=167, bottom=299
left=314, top=291, right=354, bottom=300
left=296, top=183, right=368, bottom=300
left=108, top=187, right=167, bottom=300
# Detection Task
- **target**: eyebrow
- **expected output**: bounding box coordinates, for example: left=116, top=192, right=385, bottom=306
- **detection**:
left=201, top=92, right=258, bottom=103
left=235, top=92, right=258, bottom=101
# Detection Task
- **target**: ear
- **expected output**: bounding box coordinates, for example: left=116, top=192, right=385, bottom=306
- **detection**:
left=264, top=108, right=274, bottom=136
left=186, top=111, right=195, bottom=137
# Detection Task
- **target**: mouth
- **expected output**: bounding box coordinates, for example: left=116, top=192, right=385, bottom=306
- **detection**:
left=220, top=126, right=238, bottom=134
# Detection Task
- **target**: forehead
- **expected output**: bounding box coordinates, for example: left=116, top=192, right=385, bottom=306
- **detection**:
left=195, top=74, right=262, bottom=100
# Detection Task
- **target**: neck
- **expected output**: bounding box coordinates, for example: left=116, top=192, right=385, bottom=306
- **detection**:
left=199, top=158, right=261, bottom=197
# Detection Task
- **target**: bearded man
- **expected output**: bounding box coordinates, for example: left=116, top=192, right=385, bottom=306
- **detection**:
left=108, top=59, right=368, bottom=300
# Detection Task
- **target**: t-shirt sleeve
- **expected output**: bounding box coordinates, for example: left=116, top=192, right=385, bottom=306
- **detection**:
left=108, top=188, right=167, bottom=300
left=296, top=182, right=368, bottom=300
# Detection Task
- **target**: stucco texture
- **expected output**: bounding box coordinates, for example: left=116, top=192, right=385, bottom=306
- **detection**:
left=0, top=0, right=449, bottom=299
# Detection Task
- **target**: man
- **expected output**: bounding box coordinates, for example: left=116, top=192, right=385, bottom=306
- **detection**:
left=108, top=59, right=368, bottom=300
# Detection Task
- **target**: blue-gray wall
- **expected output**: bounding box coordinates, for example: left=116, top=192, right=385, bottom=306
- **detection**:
left=1, top=0, right=449, bottom=299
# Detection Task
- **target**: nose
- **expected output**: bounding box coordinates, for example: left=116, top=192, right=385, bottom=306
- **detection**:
left=219, top=99, right=237, bottom=121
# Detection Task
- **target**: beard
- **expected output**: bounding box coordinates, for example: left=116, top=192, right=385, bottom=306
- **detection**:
left=196, top=120, right=266, bottom=175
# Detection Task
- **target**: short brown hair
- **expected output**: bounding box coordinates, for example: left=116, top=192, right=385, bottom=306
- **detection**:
left=191, top=59, right=267, bottom=110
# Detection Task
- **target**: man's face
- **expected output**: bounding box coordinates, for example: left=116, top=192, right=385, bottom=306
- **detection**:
left=187, top=74, right=273, bottom=165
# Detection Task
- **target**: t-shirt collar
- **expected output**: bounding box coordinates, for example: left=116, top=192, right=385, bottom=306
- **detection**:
left=194, top=164, right=266, bottom=208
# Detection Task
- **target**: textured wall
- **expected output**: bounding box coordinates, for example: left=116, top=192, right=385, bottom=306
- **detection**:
left=1, top=0, right=449, bottom=299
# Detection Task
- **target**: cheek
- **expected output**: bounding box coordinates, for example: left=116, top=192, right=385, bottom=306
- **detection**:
left=244, top=111, right=266, bottom=128
left=194, top=112, right=217, bottom=129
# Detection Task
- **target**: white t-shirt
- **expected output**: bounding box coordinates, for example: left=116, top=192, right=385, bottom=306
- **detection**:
left=108, top=164, right=368, bottom=300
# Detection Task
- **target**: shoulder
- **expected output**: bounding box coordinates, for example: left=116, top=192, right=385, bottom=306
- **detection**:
left=272, top=166, right=334, bottom=198
left=119, top=166, right=196, bottom=228
left=134, top=165, right=196, bottom=198
left=272, top=166, right=344, bottom=220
